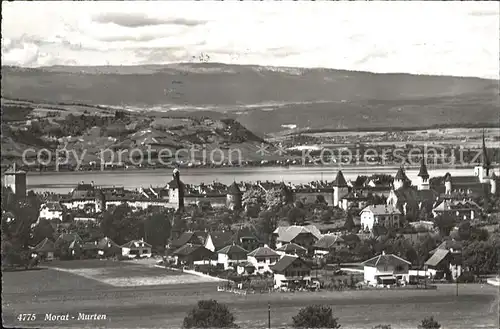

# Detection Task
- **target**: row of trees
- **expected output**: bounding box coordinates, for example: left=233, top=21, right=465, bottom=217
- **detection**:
left=182, top=300, right=442, bottom=329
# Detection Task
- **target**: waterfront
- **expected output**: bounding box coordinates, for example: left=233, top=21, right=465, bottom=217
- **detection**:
left=26, top=166, right=495, bottom=193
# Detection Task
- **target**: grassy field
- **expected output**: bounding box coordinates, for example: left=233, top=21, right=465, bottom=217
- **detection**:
left=2, top=260, right=499, bottom=329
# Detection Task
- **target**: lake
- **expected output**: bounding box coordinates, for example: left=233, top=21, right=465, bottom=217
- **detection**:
left=26, top=166, right=493, bottom=193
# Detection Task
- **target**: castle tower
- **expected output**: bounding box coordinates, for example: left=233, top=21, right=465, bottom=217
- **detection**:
left=474, top=131, right=491, bottom=184
left=394, top=167, right=407, bottom=190
left=332, top=170, right=349, bottom=207
left=417, top=157, right=430, bottom=190
left=444, top=172, right=452, bottom=195
left=3, top=163, right=27, bottom=198
left=168, top=168, right=184, bottom=211
left=226, top=181, right=242, bottom=210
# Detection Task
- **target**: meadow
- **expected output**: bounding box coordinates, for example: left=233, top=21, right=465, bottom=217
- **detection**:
left=2, top=260, right=498, bottom=329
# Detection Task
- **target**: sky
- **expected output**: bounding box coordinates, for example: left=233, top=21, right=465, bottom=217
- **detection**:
left=2, top=1, right=499, bottom=79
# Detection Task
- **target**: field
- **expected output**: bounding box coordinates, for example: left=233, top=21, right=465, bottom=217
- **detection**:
left=2, top=260, right=499, bottom=329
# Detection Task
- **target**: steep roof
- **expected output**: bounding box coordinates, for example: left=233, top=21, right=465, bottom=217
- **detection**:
left=433, top=199, right=481, bottom=212
left=273, top=225, right=322, bottom=242
left=431, top=239, right=463, bottom=253
left=332, top=171, right=348, bottom=187
left=276, top=242, right=307, bottom=254
left=227, top=182, right=242, bottom=195
left=360, top=205, right=402, bottom=216
left=418, top=158, right=429, bottom=178
left=96, top=237, right=120, bottom=249
left=209, top=231, right=235, bottom=250
left=121, top=240, right=152, bottom=248
left=395, top=167, right=407, bottom=181
left=271, top=255, right=310, bottom=273
left=247, top=246, right=279, bottom=258
left=425, top=249, right=450, bottom=267
left=33, top=238, right=55, bottom=252
left=217, top=244, right=248, bottom=255
left=170, top=231, right=208, bottom=249
left=173, top=244, right=213, bottom=257
left=313, top=234, right=345, bottom=250
left=56, top=233, right=83, bottom=244
left=362, top=253, right=411, bottom=267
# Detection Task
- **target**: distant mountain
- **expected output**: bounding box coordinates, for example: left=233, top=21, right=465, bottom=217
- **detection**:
left=2, top=63, right=498, bottom=135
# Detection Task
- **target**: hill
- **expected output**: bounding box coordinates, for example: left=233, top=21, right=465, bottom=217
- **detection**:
left=1, top=63, right=499, bottom=135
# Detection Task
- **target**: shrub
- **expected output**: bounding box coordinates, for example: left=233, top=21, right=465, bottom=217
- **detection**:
left=183, top=299, right=238, bottom=328
left=418, top=316, right=441, bottom=329
left=292, top=305, right=341, bottom=328
left=457, top=271, right=475, bottom=283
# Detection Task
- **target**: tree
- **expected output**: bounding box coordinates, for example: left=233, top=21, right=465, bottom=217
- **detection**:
left=418, top=316, right=441, bottom=329
left=31, top=220, right=55, bottom=245
left=434, top=213, right=455, bottom=237
left=292, top=305, right=341, bottom=329
left=256, top=210, right=278, bottom=247
left=288, top=207, right=306, bottom=225
left=343, top=214, right=355, bottom=232
left=144, top=213, right=172, bottom=252
left=183, top=300, right=237, bottom=328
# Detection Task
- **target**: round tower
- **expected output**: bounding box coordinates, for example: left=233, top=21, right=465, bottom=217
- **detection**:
left=417, top=158, right=430, bottom=190
left=444, top=172, right=452, bottom=195
left=394, top=167, right=407, bottom=190
left=226, top=181, right=242, bottom=210
left=332, top=171, right=349, bottom=207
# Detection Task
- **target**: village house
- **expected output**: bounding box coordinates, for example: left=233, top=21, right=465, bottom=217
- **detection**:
left=360, top=205, right=402, bottom=232
left=121, top=239, right=152, bottom=259
left=96, top=237, right=121, bottom=258
left=271, top=255, right=312, bottom=289
left=236, top=261, right=256, bottom=275
left=432, top=199, right=482, bottom=220
left=216, top=244, right=248, bottom=270
left=273, top=225, right=322, bottom=250
left=247, top=245, right=280, bottom=274
left=425, top=249, right=462, bottom=280
left=362, top=252, right=411, bottom=286
left=276, top=243, right=308, bottom=258
left=172, top=244, right=215, bottom=267
left=313, top=234, right=347, bottom=257
left=39, top=202, right=64, bottom=221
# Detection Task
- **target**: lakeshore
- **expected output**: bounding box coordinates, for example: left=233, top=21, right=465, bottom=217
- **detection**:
left=25, top=166, right=493, bottom=194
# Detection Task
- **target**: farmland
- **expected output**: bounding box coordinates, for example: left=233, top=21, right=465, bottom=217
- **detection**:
left=2, top=260, right=498, bottom=329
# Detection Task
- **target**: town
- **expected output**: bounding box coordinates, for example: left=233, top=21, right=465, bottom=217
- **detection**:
left=3, top=134, right=499, bottom=295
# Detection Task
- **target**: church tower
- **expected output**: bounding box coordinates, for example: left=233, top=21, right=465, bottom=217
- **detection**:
left=332, top=171, right=349, bottom=207
left=3, top=163, right=27, bottom=198
left=226, top=181, right=242, bottom=210
left=474, top=131, right=491, bottom=184
left=393, top=167, right=407, bottom=190
left=168, top=168, right=184, bottom=211
left=417, top=157, right=430, bottom=190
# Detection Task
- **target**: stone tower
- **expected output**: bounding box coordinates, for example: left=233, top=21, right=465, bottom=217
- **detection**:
left=226, top=181, right=242, bottom=211
left=417, top=157, right=430, bottom=190
left=3, top=163, right=27, bottom=198
left=394, top=167, right=407, bottom=191
left=332, top=170, right=349, bottom=207
left=444, top=172, right=452, bottom=195
left=474, top=131, right=491, bottom=184
left=168, top=168, right=184, bottom=211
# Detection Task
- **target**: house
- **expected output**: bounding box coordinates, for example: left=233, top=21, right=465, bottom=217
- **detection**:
left=39, top=202, right=64, bottom=221
left=313, top=234, right=346, bottom=257
left=432, top=199, right=481, bottom=220
left=169, top=231, right=208, bottom=250
left=247, top=245, right=280, bottom=274
left=273, top=225, right=322, bottom=250
left=172, top=244, right=215, bottom=267
left=206, top=231, right=235, bottom=252
left=121, top=239, right=152, bottom=259
left=236, top=261, right=256, bottom=276
left=32, top=238, right=55, bottom=261
left=276, top=243, right=308, bottom=258
left=425, top=249, right=462, bottom=280
left=362, top=252, right=411, bottom=286
left=81, top=241, right=99, bottom=259
left=360, top=205, right=402, bottom=232
left=271, top=255, right=312, bottom=289
left=217, top=244, right=248, bottom=270
left=96, top=237, right=121, bottom=258
left=232, top=227, right=262, bottom=252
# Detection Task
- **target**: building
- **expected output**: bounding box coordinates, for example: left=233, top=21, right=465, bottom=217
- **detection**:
left=121, top=239, right=152, bottom=259
left=226, top=182, right=242, bottom=210
left=362, top=252, right=411, bottom=286
left=432, top=199, right=481, bottom=220
left=360, top=205, right=402, bottom=231
left=205, top=231, right=235, bottom=252
left=172, top=244, right=215, bottom=267
left=167, top=168, right=185, bottom=211
left=247, top=245, right=280, bottom=274
left=2, top=163, right=27, bottom=198
left=313, top=234, right=346, bottom=257
left=273, top=225, right=322, bottom=250
left=216, top=244, right=248, bottom=270
left=332, top=171, right=349, bottom=207
left=417, top=158, right=430, bottom=191
left=96, top=237, right=121, bottom=258
left=425, top=249, right=462, bottom=280
left=271, top=255, right=312, bottom=289
left=39, top=202, right=64, bottom=221
left=276, top=243, right=308, bottom=258
left=169, top=231, right=209, bottom=251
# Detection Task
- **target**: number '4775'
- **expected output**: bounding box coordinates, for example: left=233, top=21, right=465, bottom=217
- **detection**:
left=18, top=314, right=36, bottom=321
